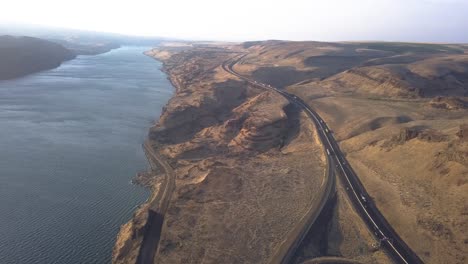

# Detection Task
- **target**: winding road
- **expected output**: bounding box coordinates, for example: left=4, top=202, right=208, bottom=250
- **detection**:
left=136, top=141, right=176, bottom=264
left=222, top=55, right=424, bottom=264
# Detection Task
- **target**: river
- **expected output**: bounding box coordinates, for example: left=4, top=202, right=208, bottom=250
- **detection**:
left=0, top=46, right=173, bottom=263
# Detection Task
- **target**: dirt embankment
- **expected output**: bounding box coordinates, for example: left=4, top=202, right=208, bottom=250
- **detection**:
left=113, top=45, right=326, bottom=263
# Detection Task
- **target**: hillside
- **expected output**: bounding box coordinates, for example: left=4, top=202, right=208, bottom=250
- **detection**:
left=0, top=35, right=76, bottom=80
left=113, top=45, right=329, bottom=263
left=113, top=41, right=467, bottom=263
left=50, top=39, right=120, bottom=55
left=234, top=40, right=468, bottom=264
left=234, top=41, right=468, bottom=99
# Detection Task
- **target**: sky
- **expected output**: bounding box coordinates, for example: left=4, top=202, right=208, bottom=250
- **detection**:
left=1, top=0, right=467, bottom=42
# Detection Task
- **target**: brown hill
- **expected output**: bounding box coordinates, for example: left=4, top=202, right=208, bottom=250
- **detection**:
left=115, top=41, right=468, bottom=264
left=320, top=55, right=468, bottom=98
left=113, top=45, right=328, bottom=264
left=0, top=35, right=76, bottom=80
left=233, top=40, right=468, bottom=264
left=235, top=41, right=468, bottom=99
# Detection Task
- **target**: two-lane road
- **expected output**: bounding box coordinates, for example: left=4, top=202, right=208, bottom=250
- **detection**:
left=223, top=55, right=423, bottom=264
left=136, top=141, right=176, bottom=264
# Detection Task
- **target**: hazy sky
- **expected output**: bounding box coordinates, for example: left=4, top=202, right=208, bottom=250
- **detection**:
left=1, top=0, right=467, bottom=42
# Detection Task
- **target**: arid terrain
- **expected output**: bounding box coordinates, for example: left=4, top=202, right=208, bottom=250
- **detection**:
left=114, top=41, right=467, bottom=264
left=113, top=44, right=330, bottom=264
left=235, top=40, right=468, bottom=264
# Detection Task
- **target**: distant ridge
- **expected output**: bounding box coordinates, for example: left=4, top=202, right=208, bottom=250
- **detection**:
left=0, top=35, right=76, bottom=80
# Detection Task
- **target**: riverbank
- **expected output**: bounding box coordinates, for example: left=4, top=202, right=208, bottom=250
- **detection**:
left=112, top=45, right=326, bottom=263
left=0, top=47, right=173, bottom=264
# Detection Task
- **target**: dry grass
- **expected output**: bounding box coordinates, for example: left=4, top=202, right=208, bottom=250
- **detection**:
left=307, top=96, right=468, bottom=264
left=235, top=40, right=468, bottom=264
left=115, top=40, right=468, bottom=264
left=114, top=45, right=328, bottom=264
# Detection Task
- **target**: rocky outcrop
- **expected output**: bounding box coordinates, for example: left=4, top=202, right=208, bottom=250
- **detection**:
left=383, top=127, right=447, bottom=148
left=428, top=96, right=467, bottom=110
left=229, top=92, right=289, bottom=151
left=394, top=127, right=421, bottom=143
left=440, top=142, right=468, bottom=167
left=0, top=35, right=76, bottom=80
left=149, top=79, right=247, bottom=144
left=456, top=124, right=468, bottom=141
left=151, top=91, right=291, bottom=161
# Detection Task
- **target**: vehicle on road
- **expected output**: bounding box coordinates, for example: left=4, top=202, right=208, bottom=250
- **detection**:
left=223, top=56, right=423, bottom=264
left=360, top=194, right=367, bottom=202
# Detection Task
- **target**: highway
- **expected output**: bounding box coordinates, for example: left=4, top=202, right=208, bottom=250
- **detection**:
left=222, top=56, right=336, bottom=264
left=136, top=141, right=176, bottom=264
left=223, top=55, right=424, bottom=264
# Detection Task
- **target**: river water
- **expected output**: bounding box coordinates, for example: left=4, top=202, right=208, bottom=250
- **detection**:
left=0, top=47, right=173, bottom=263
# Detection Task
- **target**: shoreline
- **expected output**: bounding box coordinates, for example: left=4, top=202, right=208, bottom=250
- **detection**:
left=112, top=48, right=180, bottom=263
left=112, top=45, right=327, bottom=263
left=130, top=49, right=175, bottom=189
left=0, top=41, right=120, bottom=81
left=0, top=45, right=172, bottom=264
left=143, top=49, right=182, bottom=93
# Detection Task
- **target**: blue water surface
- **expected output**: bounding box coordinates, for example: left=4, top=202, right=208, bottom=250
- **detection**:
left=0, top=47, right=173, bottom=264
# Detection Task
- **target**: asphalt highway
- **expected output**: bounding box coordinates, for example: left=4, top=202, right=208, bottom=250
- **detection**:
left=223, top=55, right=424, bottom=264
left=222, top=56, right=335, bottom=264
left=136, top=141, right=176, bottom=264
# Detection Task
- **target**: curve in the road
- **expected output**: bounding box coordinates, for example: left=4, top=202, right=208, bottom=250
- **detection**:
left=222, top=56, right=336, bottom=264
left=223, top=55, right=423, bottom=264
left=136, top=141, right=176, bottom=264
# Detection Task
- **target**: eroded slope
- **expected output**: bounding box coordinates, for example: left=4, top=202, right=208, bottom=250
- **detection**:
left=237, top=40, right=468, bottom=264
left=113, top=44, right=327, bottom=263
